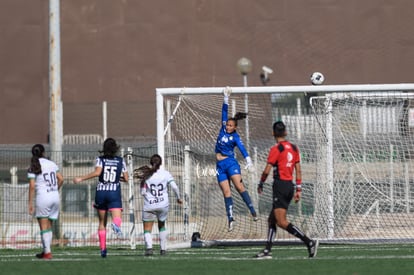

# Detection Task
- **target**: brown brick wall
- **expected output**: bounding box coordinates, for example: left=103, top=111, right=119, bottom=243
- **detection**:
left=1, top=0, right=414, bottom=143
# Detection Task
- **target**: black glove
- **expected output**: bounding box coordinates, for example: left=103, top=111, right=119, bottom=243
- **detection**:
left=258, top=182, right=264, bottom=193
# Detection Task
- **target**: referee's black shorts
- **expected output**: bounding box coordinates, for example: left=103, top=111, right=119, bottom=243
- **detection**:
left=272, top=179, right=295, bottom=209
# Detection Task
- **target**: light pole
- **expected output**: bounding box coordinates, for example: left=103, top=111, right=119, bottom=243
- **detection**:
left=237, top=57, right=252, bottom=149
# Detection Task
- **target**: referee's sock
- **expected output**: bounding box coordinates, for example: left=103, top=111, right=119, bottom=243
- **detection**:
left=287, top=223, right=311, bottom=245
left=265, top=225, right=277, bottom=251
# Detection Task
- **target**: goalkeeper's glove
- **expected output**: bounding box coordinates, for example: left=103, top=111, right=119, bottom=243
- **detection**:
left=223, top=86, right=232, bottom=97
left=244, top=156, right=254, bottom=172
left=223, top=86, right=232, bottom=104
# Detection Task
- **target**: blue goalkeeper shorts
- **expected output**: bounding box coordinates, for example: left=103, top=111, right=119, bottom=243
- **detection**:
left=216, top=157, right=241, bottom=183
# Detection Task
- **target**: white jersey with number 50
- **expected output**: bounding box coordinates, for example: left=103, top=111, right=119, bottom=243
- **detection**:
left=27, top=158, right=60, bottom=196
left=142, top=168, right=180, bottom=211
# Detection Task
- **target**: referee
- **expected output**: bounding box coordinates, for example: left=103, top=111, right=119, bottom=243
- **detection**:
left=255, top=121, right=318, bottom=259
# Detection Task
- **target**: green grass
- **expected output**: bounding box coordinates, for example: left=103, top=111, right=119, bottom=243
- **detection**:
left=1, top=244, right=414, bottom=275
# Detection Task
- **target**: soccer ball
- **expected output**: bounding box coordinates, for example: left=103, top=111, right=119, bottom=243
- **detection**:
left=310, top=72, right=325, bottom=85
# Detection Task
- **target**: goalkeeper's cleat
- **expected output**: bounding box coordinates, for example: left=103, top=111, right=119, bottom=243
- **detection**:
left=160, top=250, right=167, bottom=256
left=307, top=239, right=319, bottom=258
left=42, top=252, right=53, bottom=260
left=144, top=248, right=154, bottom=256
left=100, top=249, right=107, bottom=258
left=228, top=218, right=235, bottom=232
left=111, top=223, right=122, bottom=237
left=255, top=249, right=272, bottom=259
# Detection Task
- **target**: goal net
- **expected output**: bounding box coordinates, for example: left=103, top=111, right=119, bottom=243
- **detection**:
left=156, top=84, right=414, bottom=245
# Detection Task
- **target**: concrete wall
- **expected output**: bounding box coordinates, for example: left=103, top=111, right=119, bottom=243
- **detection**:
left=1, top=0, right=414, bottom=143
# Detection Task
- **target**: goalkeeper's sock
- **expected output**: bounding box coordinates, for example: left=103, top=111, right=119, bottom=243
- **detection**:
left=98, top=229, right=106, bottom=250
left=159, top=227, right=167, bottom=251
left=144, top=230, right=152, bottom=249
left=112, top=216, right=122, bottom=228
left=224, top=197, right=234, bottom=221
left=287, top=223, right=311, bottom=245
left=240, top=191, right=256, bottom=216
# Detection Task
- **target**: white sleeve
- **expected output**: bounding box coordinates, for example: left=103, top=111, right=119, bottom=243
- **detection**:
left=169, top=180, right=181, bottom=200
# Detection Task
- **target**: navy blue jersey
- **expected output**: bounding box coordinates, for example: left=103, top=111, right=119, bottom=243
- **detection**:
left=96, top=156, right=126, bottom=191
left=215, top=102, right=249, bottom=159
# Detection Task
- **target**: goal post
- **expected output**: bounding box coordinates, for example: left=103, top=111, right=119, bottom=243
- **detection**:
left=156, top=84, right=414, bottom=245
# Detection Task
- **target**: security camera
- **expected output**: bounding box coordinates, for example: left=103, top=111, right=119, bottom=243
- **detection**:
left=262, top=66, right=273, bottom=74
left=260, top=66, right=273, bottom=85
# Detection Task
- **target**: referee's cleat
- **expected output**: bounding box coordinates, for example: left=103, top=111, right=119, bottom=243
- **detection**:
left=255, top=249, right=272, bottom=259
left=307, top=239, right=319, bottom=258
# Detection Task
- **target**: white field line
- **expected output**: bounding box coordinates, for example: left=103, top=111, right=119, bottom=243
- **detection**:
left=2, top=246, right=414, bottom=262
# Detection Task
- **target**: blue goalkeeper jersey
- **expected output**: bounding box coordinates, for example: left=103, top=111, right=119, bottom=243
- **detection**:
left=215, top=102, right=249, bottom=159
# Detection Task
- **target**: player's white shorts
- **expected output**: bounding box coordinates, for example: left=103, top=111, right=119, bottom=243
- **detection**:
left=142, top=206, right=169, bottom=222
left=36, top=192, right=60, bottom=220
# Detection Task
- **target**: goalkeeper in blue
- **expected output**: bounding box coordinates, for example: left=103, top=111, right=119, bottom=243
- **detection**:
left=215, top=87, right=258, bottom=232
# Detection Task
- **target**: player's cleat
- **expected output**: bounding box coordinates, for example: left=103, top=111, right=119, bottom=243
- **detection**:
left=307, top=239, right=319, bottom=258
left=35, top=252, right=44, bottom=259
left=228, top=218, right=235, bottom=232
left=160, top=250, right=167, bottom=256
left=144, top=248, right=154, bottom=256
left=111, top=223, right=122, bottom=237
left=255, top=249, right=272, bottom=259
left=101, top=249, right=107, bottom=258
left=252, top=214, right=259, bottom=222
left=42, top=252, right=53, bottom=260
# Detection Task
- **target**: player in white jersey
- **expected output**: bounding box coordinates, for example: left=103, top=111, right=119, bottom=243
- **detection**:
left=134, top=154, right=182, bottom=256
left=28, top=144, right=64, bottom=260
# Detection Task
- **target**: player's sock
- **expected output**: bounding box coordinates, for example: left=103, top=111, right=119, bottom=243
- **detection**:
left=113, top=216, right=122, bottom=228
left=41, top=229, right=53, bottom=254
left=98, top=229, right=106, bottom=250
left=240, top=191, right=256, bottom=216
left=287, top=223, right=311, bottom=245
left=40, top=230, right=46, bottom=253
left=224, top=197, right=234, bottom=221
left=144, top=230, right=152, bottom=249
left=159, top=227, right=167, bottom=251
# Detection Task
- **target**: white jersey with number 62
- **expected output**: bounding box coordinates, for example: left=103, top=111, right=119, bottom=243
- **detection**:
left=141, top=168, right=179, bottom=211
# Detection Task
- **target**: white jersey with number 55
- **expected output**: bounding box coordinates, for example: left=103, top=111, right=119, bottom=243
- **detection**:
left=141, top=168, right=180, bottom=211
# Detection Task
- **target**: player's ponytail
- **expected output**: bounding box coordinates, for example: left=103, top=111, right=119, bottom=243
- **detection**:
left=133, top=154, right=163, bottom=187
left=29, top=144, right=44, bottom=175
left=229, top=112, right=247, bottom=126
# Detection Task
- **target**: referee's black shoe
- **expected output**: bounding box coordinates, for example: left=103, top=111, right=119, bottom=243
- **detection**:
left=307, top=239, right=319, bottom=258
